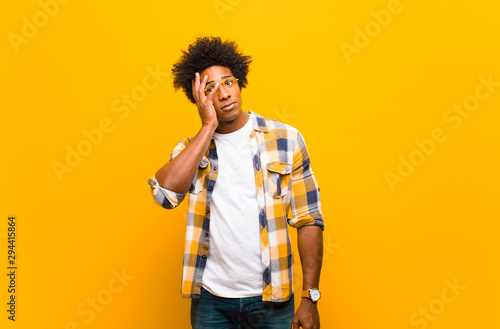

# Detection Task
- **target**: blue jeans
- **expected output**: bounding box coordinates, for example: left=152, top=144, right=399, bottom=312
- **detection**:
left=191, top=288, right=294, bottom=329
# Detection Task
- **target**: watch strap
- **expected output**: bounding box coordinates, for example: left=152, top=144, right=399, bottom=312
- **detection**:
left=302, top=288, right=321, bottom=302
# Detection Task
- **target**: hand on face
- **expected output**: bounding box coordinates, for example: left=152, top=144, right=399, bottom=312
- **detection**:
left=192, top=72, right=219, bottom=129
left=192, top=66, right=245, bottom=133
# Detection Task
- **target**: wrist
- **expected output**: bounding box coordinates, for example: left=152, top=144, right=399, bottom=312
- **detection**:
left=201, top=121, right=218, bottom=133
left=302, top=288, right=321, bottom=303
left=301, top=297, right=318, bottom=305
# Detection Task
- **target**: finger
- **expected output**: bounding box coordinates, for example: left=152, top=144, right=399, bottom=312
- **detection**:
left=198, top=74, right=209, bottom=100
left=193, top=72, right=202, bottom=101
left=292, top=317, right=299, bottom=329
left=194, top=72, right=200, bottom=92
left=205, top=82, right=219, bottom=101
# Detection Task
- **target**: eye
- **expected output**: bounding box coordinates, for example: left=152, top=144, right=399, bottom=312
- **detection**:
left=206, top=84, right=215, bottom=93
left=224, top=79, right=234, bottom=87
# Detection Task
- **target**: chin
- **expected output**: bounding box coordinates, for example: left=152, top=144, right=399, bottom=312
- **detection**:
left=218, top=107, right=242, bottom=121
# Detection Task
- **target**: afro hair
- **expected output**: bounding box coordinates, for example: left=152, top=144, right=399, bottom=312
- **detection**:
left=172, top=36, right=252, bottom=104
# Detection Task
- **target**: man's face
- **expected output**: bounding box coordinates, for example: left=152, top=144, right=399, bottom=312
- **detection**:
left=200, top=65, right=244, bottom=123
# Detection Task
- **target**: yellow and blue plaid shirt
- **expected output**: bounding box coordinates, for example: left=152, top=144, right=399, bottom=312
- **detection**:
left=148, top=111, right=324, bottom=302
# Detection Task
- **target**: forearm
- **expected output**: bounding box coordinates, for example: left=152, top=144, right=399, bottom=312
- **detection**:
left=297, top=225, right=323, bottom=290
left=155, top=123, right=216, bottom=193
left=293, top=225, right=323, bottom=328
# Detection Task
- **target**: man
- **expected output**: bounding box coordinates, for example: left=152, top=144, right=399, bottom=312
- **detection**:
left=148, top=36, right=324, bottom=329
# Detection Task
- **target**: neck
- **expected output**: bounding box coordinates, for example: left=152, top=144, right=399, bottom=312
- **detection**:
left=216, top=112, right=249, bottom=134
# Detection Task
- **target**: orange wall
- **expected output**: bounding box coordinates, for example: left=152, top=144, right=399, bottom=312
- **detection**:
left=1, top=0, right=499, bottom=328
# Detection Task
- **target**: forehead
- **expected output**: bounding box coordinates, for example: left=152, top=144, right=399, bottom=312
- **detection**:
left=201, top=66, right=233, bottom=80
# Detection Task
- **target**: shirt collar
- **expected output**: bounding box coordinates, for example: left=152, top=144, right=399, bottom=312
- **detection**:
left=246, top=110, right=269, bottom=132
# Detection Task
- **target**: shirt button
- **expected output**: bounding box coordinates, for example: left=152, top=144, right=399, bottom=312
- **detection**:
left=206, top=209, right=210, bottom=214
left=202, top=255, right=207, bottom=259
left=208, top=186, right=213, bottom=191
left=213, top=166, right=217, bottom=171
left=262, top=247, right=270, bottom=266
left=205, top=232, right=209, bottom=237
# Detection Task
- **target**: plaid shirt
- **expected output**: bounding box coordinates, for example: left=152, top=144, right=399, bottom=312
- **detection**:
left=148, top=111, right=324, bottom=302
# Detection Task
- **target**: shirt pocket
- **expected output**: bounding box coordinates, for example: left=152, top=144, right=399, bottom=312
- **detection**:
left=266, top=161, right=293, bottom=199
left=189, top=156, right=209, bottom=195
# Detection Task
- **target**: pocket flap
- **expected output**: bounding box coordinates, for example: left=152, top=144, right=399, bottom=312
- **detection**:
left=266, top=161, right=292, bottom=175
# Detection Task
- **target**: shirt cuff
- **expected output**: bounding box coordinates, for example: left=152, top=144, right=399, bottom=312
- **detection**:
left=288, top=215, right=325, bottom=230
left=147, top=176, right=186, bottom=209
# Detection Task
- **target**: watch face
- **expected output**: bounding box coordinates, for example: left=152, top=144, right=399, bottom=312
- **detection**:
left=310, top=289, right=320, bottom=301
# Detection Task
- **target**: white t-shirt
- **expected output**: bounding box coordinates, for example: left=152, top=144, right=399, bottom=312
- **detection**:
left=202, top=115, right=263, bottom=298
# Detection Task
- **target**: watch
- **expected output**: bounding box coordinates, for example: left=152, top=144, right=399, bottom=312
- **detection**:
left=302, top=288, right=321, bottom=302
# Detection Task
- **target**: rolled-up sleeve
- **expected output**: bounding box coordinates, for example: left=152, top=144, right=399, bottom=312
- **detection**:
left=147, top=137, right=192, bottom=209
left=288, top=132, right=325, bottom=230
left=147, top=176, right=186, bottom=209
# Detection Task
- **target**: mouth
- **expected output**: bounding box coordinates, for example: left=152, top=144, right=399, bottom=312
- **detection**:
left=220, top=102, right=236, bottom=111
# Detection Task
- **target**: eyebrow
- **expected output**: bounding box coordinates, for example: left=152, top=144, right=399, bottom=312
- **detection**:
left=207, top=75, right=233, bottom=85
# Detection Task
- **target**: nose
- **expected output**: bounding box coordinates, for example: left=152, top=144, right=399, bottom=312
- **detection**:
left=218, top=86, right=230, bottom=100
